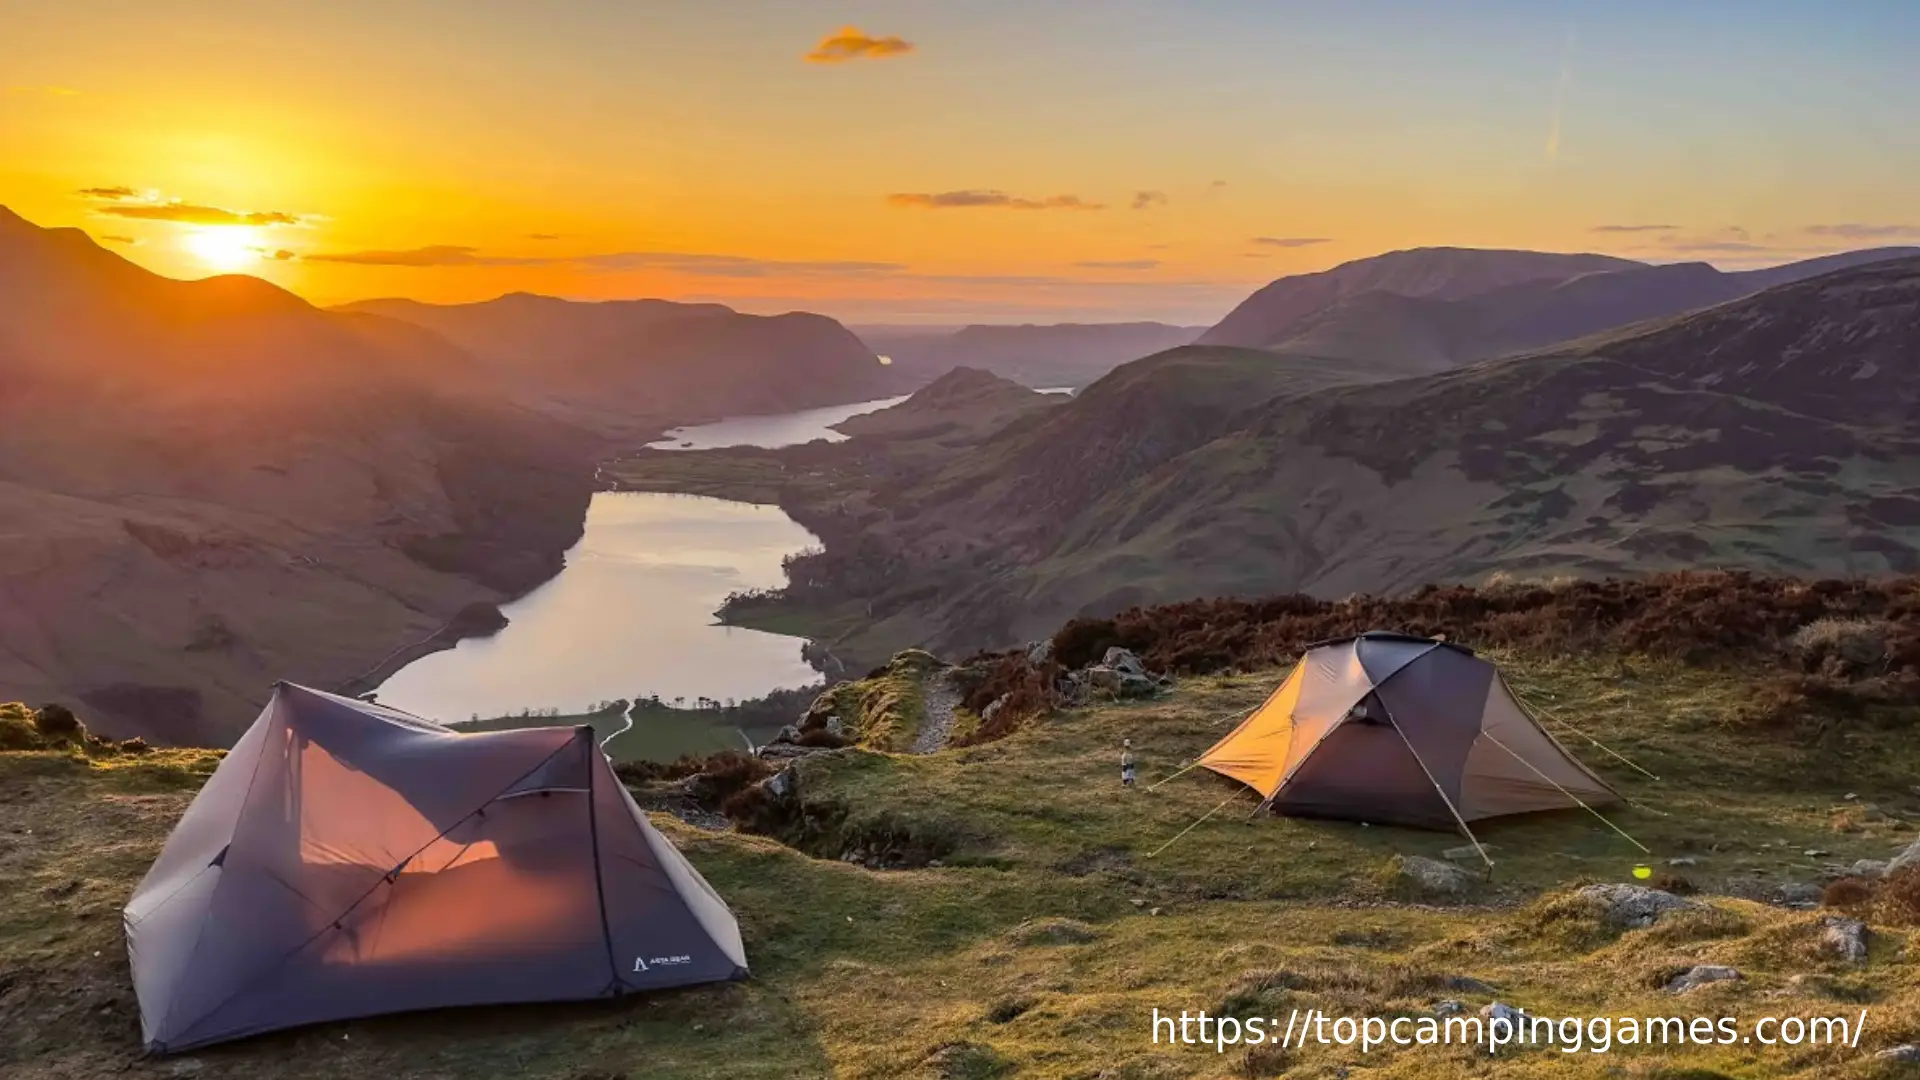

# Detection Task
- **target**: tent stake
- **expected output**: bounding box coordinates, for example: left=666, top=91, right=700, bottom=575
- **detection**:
left=1146, top=793, right=1242, bottom=859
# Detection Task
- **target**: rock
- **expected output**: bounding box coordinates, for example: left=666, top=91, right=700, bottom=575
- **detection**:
left=1668, top=856, right=1700, bottom=867
left=981, top=694, right=1009, bottom=725
left=1084, top=665, right=1158, bottom=699
left=1102, top=647, right=1146, bottom=676
left=761, top=766, right=796, bottom=801
left=1576, top=884, right=1694, bottom=929
left=1445, top=975, right=1497, bottom=995
left=1772, top=882, right=1824, bottom=909
left=1878, top=1045, right=1920, bottom=1062
left=1820, top=917, right=1869, bottom=963
left=774, top=724, right=800, bottom=745
left=1478, top=1001, right=1528, bottom=1039
left=1026, top=639, right=1053, bottom=666
left=1392, top=855, right=1474, bottom=897
left=824, top=715, right=845, bottom=738
left=1850, top=859, right=1890, bottom=880
left=1149, top=907, right=1164, bottom=917
left=1129, top=898, right=1146, bottom=907
left=1804, top=849, right=1831, bottom=858
left=1888, top=836, right=1920, bottom=875
left=1665, top=965, right=1742, bottom=993
left=1433, top=1000, right=1465, bottom=1017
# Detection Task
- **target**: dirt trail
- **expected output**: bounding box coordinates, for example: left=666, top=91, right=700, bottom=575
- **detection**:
left=910, top=670, right=960, bottom=754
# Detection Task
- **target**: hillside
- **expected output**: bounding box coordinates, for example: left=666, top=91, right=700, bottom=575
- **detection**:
left=616, top=256, right=1920, bottom=668
left=828, top=367, right=1060, bottom=442
left=340, top=293, right=898, bottom=434
left=7, top=580, right=1920, bottom=1078
left=857, top=321, right=1204, bottom=390
left=1246, top=249, right=1920, bottom=369
left=1198, top=248, right=1642, bottom=350
left=0, top=208, right=603, bottom=744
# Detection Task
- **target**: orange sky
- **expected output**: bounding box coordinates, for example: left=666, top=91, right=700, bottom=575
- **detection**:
left=4, top=2, right=1917, bottom=323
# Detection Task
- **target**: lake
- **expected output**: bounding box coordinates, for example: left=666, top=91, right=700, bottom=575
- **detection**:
left=644, top=395, right=911, bottom=451
left=375, top=394, right=922, bottom=756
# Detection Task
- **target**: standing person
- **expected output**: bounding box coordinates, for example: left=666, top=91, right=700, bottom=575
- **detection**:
left=1121, top=738, right=1137, bottom=787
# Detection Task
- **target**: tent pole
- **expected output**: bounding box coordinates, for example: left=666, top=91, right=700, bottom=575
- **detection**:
left=1480, top=730, right=1651, bottom=854
left=1146, top=793, right=1242, bottom=859
left=1242, top=794, right=1275, bottom=822
left=1379, top=707, right=1496, bottom=873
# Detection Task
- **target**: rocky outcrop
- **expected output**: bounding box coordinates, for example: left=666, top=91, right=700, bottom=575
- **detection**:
left=1575, top=884, right=1694, bottom=929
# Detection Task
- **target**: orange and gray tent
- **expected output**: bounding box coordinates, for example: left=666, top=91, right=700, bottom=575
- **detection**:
left=1197, top=633, right=1619, bottom=831
left=123, top=683, right=747, bottom=1053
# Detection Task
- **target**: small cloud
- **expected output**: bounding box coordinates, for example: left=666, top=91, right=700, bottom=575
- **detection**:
left=1073, top=259, right=1161, bottom=271
left=1130, top=190, right=1168, bottom=211
left=1211, top=179, right=1228, bottom=188
left=78, top=187, right=305, bottom=227
left=527, top=232, right=561, bottom=241
left=304, top=245, right=523, bottom=267
left=1251, top=236, right=1331, bottom=248
left=805, top=26, right=914, bottom=64
left=1804, top=223, right=1920, bottom=240
left=887, top=190, right=1103, bottom=211
left=1590, top=224, right=1677, bottom=233
left=97, top=234, right=139, bottom=245
left=10, top=85, right=79, bottom=96
left=266, top=249, right=297, bottom=261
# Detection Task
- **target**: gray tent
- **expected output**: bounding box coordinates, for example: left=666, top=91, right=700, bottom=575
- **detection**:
left=124, top=683, right=747, bottom=1052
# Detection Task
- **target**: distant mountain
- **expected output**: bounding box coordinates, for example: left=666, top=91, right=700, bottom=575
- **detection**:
left=1199, top=247, right=1642, bottom=349
left=0, top=207, right=600, bottom=744
left=857, top=321, right=1203, bottom=390
left=1240, top=248, right=1920, bottom=369
left=829, top=367, right=1059, bottom=443
left=737, top=255, right=1920, bottom=659
left=339, top=294, right=896, bottom=431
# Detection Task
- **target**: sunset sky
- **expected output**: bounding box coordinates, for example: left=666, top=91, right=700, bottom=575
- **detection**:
left=5, top=0, right=1918, bottom=323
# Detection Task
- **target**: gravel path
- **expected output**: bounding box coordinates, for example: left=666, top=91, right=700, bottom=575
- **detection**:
left=910, top=670, right=960, bottom=754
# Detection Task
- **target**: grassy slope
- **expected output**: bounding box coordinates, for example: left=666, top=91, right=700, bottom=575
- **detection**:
left=6, top=655, right=1920, bottom=1079
left=460, top=700, right=761, bottom=762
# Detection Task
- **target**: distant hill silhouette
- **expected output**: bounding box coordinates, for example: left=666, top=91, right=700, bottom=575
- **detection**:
left=856, top=321, right=1203, bottom=389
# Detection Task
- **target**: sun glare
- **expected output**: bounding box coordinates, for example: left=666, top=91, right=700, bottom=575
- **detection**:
left=180, top=227, right=263, bottom=272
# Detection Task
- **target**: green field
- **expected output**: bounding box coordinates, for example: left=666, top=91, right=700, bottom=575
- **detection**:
left=459, top=699, right=766, bottom=762
left=5, top=653, right=1919, bottom=1078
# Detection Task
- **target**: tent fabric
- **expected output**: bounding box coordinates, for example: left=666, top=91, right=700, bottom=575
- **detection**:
left=124, top=683, right=747, bottom=1053
left=1195, top=633, right=1621, bottom=830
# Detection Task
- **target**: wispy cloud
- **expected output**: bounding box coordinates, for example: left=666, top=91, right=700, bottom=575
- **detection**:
left=1252, top=236, right=1331, bottom=248
left=1804, top=223, right=1920, bottom=240
left=1073, top=259, right=1161, bottom=271
left=886, top=190, right=1104, bottom=211
left=10, top=85, right=79, bottom=96
left=805, top=26, right=914, bottom=64
left=1590, top=224, right=1677, bottom=233
left=78, top=185, right=305, bottom=227
left=1130, top=190, right=1168, bottom=211
left=97, top=234, right=138, bottom=245
left=265, top=249, right=297, bottom=261
left=527, top=232, right=561, bottom=241
left=1545, top=28, right=1577, bottom=162
left=1211, top=179, right=1228, bottom=188
left=304, top=244, right=907, bottom=278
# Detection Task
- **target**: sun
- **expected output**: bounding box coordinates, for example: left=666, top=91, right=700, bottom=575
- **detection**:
left=180, top=226, right=263, bottom=272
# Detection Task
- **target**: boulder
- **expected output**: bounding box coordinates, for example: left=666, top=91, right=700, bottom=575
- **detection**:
left=1849, top=859, right=1890, bottom=880
left=1102, top=647, right=1146, bottom=676
left=1392, top=855, right=1474, bottom=897
left=981, top=694, right=1009, bottom=725
left=1432, top=1000, right=1465, bottom=1017
left=1820, top=917, right=1869, bottom=964
left=1667, top=856, right=1700, bottom=868
left=1575, top=884, right=1694, bottom=929
left=1084, top=665, right=1158, bottom=699
left=824, top=715, right=846, bottom=739
left=1665, top=965, right=1742, bottom=993
left=761, top=766, right=797, bottom=801
left=1771, top=882, right=1824, bottom=909
left=1878, top=1045, right=1920, bottom=1063
left=774, top=724, right=800, bottom=745
left=1026, top=639, right=1053, bottom=667
left=1888, top=836, right=1920, bottom=875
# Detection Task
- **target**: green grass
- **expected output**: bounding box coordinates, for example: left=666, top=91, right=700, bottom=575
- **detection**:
left=461, top=700, right=763, bottom=762
left=5, top=654, right=1919, bottom=1078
